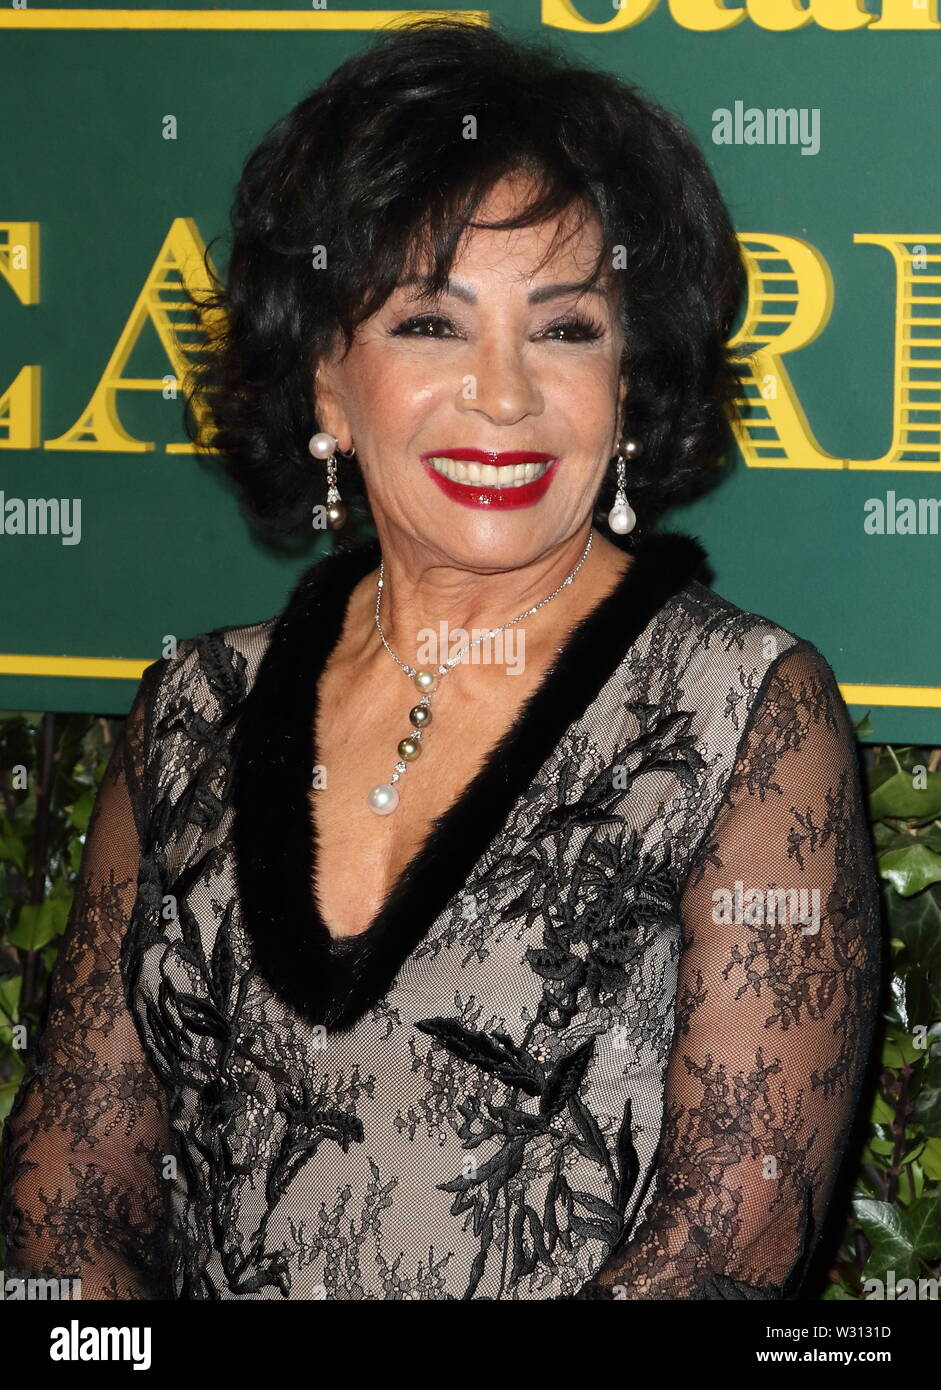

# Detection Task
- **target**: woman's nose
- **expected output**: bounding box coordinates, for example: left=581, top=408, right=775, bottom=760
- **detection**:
left=456, top=339, right=543, bottom=424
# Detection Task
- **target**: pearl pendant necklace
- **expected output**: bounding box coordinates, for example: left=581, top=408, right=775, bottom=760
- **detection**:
left=366, top=531, right=594, bottom=815
left=365, top=663, right=438, bottom=815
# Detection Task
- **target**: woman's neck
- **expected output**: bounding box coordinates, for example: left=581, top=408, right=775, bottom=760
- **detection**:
left=344, top=526, right=632, bottom=670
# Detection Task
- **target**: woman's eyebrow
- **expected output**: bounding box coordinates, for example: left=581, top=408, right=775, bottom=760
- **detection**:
left=396, top=276, right=609, bottom=305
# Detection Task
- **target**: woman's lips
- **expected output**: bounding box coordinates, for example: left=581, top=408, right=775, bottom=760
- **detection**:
left=420, top=449, right=561, bottom=510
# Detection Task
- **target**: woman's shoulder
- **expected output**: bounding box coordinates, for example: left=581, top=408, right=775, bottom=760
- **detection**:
left=668, top=576, right=836, bottom=675
left=148, top=616, right=278, bottom=698
left=128, top=617, right=280, bottom=782
left=643, top=576, right=844, bottom=734
left=599, top=532, right=841, bottom=710
left=138, top=541, right=375, bottom=719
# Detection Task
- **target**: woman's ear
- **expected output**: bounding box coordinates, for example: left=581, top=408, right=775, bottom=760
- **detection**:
left=614, top=373, right=628, bottom=445
left=311, top=359, right=347, bottom=445
left=311, top=361, right=333, bottom=436
left=311, top=361, right=326, bottom=418
left=617, top=372, right=628, bottom=414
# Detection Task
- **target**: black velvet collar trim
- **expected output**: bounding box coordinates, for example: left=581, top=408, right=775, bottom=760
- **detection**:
left=230, top=530, right=707, bottom=1033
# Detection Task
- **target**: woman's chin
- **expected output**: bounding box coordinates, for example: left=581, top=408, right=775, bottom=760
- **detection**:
left=410, top=513, right=573, bottom=567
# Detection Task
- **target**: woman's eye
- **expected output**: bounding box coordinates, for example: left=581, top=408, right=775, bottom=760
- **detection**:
left=542, top=315, right=604, bottom=343
left=389, top=313, right=457, bottom=338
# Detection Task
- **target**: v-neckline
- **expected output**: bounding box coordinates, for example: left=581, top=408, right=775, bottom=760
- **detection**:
left=229, top=528, right=707, bottom=1033
left=314, top=542, right=634, bottom=951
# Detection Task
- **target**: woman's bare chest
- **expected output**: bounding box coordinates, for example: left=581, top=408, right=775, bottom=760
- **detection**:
left=309, top=658, right=545, bottom=939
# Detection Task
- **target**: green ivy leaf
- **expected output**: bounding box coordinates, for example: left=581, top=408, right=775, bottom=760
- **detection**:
left=879, top=844, right=941, bottom=897
left=67, top=788, right=96, bottom=835
left=868, top=758, right=899, bottom=795
left=920, top=1138, right=941, bottom=1181
left=822, top=1281, right=856, bottom=1300
left=853, top=1200, right=921, bottom=1281
left=0, top=974, right=22, bottom=1025
left=913, top=1055, right=941, bottom=1136
left=882, top=1032, right=925, bottom=1067
left=869, top=770, right=941, bottom=824
left=0, top=1078, right=23, bottom=1125
left=902, top=1160, right=926, bottom=1201
left=870, top=1090, right=895, bottom=1125
left=0, top=833, right=26, bottom=871
left=901, top=1196, right=941, bottom=1259
left=7, top=897, right=69, bottom=952
left=872, top=822, right=906, bottom=850
left=885, top=888, right=941, bottom=1024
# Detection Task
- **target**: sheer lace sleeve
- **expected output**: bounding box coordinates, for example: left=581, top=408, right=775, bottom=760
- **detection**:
left=574, top=642, right=883, bottom=1300
left=0, top=662, right=174, bottom=1300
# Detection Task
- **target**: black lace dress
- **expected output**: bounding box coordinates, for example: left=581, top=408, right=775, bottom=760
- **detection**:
left=0, top=532, right=883, bottom=1299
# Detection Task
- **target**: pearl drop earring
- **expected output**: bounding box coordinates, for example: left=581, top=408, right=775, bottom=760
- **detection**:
left=308, top=431, right=355, bottom=531
left=607, top=439, right=639, bottom=535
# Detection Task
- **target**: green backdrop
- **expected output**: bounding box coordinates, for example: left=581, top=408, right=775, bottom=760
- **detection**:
left=1, top=1, right=939, bottom=744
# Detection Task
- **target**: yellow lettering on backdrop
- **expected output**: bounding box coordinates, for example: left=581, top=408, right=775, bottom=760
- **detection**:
left=871, top=0, right=941, bottom=29
left=0, top=222, right=40, bottom=303
left=732, top=234, right=941, bottom=471
left=667, top=0, right=745, bottom=30
left=850, top=235, right=941, bottom=471
left=0, top=367, right=41, bottom=450
left=541, top=0, right=659, bottom=33
left=44, top=217, right=222, bottom=454
left=747, top=0, right=872, bottom=29
left=543, top=0, right=941, bottom=28
left=730, top=234, right=841, bottom=469
left=0, top=222, right=41, bottom=449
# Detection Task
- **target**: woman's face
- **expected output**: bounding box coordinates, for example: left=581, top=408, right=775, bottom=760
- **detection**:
left=314, top=175, right=627, bottom=571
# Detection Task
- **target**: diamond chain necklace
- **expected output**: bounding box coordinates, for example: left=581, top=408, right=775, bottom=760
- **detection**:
left=366, top=529, right=594, bottom=815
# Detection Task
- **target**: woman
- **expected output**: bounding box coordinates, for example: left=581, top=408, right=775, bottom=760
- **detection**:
left=0, top=18, right=882, bottom=1300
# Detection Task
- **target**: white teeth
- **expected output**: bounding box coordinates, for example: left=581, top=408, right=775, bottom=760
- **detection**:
left=426, top=456, right=552, bottom=488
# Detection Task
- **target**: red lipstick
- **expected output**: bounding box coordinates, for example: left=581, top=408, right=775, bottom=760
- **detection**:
left=420, top=448, right=561, bottom=510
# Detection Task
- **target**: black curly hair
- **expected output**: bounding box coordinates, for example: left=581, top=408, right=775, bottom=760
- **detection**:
left=183, top=16, right=746, bottom=545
